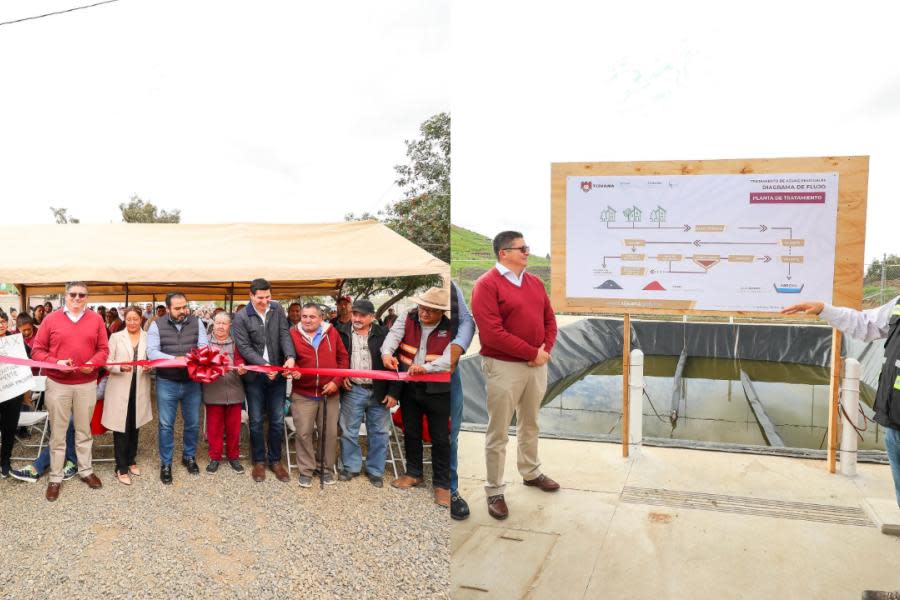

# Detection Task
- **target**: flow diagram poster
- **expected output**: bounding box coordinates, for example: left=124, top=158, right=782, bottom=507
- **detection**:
left=564, top=173, right=839, bottom=312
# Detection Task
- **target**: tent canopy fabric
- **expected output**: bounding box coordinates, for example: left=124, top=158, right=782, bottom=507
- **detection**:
left=0, top=221, right=448, bottom=302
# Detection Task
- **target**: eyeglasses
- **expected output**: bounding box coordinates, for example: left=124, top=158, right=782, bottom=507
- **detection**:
left=502, top=245, right=530, bottom=254
left=417, top=306, right=444, bottom=313
left=67, top=292, right=87, bottom=299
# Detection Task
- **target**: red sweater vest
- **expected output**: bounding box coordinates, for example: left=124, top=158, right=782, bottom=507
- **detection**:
left=471, top=267, right=558, bottom=363
left=397, top=313, right=451, bottom=368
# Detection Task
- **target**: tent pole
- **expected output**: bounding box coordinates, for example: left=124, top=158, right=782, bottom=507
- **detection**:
left=17, top=284, right=27, bottom=314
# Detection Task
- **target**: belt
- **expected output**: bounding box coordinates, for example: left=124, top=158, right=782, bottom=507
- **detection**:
left=355, top=382, right=374, bottom=389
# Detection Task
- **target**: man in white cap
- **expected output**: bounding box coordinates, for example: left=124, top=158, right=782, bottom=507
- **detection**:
left=381, top=287, right=452, bottom=507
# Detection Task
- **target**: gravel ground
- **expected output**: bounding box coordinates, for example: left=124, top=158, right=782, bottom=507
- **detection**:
left=0, top=412, right=449, bottom=599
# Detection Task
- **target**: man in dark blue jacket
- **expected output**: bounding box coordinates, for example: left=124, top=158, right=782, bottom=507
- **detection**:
left=232, top=279, right=296, bottom=483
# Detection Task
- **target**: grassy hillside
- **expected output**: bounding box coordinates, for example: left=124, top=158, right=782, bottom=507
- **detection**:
left=451, top=225, right=549, bottom=270
left=452, top=224, right=550, bottom=302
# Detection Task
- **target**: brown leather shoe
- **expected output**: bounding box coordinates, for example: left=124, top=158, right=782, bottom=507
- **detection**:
left=251, top=463, right=266, bottom=482
left=390, top=474, right=425, bottom=489
left=270, top=462, right=290, bottom=483
left=487, top=494, right=509, bottom=520
left=434, top=487, right=451, bottom=508
left=523, top=473, right=560, bottom=492
left=80, top=473, right=103, bottom=489
left=46, top=482, right=61, bottom=502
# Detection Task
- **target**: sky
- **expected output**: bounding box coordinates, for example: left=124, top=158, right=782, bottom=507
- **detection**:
left=0, top=0, right=448, bottom=225
left=451, top=1, right=900, bottom=265
left=2, top=1, right=897, bottom=268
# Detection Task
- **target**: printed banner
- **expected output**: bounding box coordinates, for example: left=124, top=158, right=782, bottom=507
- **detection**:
left=0, top=334, right=34, bottom=402
left=566, top=172, right=839, bottom=312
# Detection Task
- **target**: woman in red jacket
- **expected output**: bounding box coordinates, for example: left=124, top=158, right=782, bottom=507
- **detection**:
left=289, top=302, right=349, bottom=488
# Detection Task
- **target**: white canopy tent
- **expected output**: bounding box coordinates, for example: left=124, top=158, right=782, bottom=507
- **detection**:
left=0, top=221, right=448, bottom=310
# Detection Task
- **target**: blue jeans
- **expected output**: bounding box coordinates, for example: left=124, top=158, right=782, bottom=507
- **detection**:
left=35, top=418, right=77, bottom=475
left=156, top=378, right=202, bottom=466
left=245, top=375, right=286, bottom=464
left=884, top=425, right=900, bottom=509
left=339, top=384, right=391, bottom=477
left=450, top=369, right=463, bottom=494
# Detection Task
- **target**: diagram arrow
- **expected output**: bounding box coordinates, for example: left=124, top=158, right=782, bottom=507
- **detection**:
left=601, top=255, right=622, bottom=268
left=756, top=255, right=772, bottom=263
left=771, top=226, right=793, bottom=238
left=787, top=262, right=792, bottom=280
left=693, top=240, right=778, bottom=247
left=607, top=222, right=692, bottom=231
left=738, top=225, right=768, bottom=232
left=645, top=241, right=694, bottom=245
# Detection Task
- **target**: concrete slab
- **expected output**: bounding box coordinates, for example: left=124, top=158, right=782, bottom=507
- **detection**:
left=587, top=502, right=900, bottom=600
left=452, top=479, right=619, bottom=598
left=863, top=497, right=900, bottom=536
left=452, top=525, right=558, bottom=599
left=852, top=462, right=899, bottom=501
left=456, top=430, right=632, bottom=495
left=454, top=432, right=900, bottom=599
left=627, top=444, right=865, bottom=505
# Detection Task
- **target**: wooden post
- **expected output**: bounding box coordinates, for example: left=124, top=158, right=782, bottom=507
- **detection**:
left=827, top=328, right=843, bottom=473
left=622, top=313, right=631, bottom=458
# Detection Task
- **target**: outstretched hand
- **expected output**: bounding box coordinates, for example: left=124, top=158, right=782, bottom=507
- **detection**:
left=781, top=301, right=825, bottom=316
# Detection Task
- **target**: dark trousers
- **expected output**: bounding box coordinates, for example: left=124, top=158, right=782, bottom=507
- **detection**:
left=113, top=377, right=139, bottom=475
left=401, top=383, right=450, bottom=489
left=0, top=395, right=24, bottom=470
left=245, top=375, right=287, bottom=464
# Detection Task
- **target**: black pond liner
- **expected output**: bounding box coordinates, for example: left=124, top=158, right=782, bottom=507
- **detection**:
left=459, top=318, right=889, bottom=463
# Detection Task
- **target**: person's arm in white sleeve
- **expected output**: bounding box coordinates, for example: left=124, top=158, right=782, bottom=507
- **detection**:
left=819, top=296, right=898, bottom=343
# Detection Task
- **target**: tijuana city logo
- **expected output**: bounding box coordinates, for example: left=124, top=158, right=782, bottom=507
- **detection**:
left=580, top=181, right=614, bottom=193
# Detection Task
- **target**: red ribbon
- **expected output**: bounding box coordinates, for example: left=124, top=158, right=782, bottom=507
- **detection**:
left=0, top=352, right=450, bottom=383
left=186, top=346, right=230, bottom=384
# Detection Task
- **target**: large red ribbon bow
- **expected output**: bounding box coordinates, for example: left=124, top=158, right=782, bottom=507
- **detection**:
left=185, top=346, right=230, bottom=384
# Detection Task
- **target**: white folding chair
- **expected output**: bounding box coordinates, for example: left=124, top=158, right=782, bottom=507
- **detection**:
left=284, top=410, right=297, bottom=472
left=12, top=376, right=50, bottom=463
left=12, top=411, right=50, bottom=463
left=389, top=405, right=433, bottom=476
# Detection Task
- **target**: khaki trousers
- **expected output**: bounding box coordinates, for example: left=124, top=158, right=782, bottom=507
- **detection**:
left=45, top=379, right=97, bottom=483
left=290, top=394, right=340, bottom=477
left=483, top=357, right=547, bottom=496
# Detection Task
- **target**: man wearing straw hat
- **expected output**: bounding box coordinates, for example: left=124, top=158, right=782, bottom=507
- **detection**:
left=471, top=231, right=560, bottom=521
left=382, top=287, right=453, bottom=507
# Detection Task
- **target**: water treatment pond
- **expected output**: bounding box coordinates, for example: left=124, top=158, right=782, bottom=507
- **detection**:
left=541, top=356, right=887, bottom=451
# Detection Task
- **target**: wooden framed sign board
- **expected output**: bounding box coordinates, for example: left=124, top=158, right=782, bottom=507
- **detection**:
left=551, top=156, right=869, bottom=317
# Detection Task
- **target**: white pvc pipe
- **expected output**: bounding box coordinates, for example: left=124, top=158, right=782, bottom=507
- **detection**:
left=840, top=358, right=861, bottom=477
left=629, top=349, right=644, bottom=456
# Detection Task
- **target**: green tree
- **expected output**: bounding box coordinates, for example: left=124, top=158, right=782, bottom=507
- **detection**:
left=50, top=207, right=79, bottom=224
left=865, top=254, right=900, bottom=283
left=119, top=195, right=181, bottom=223
left=344, top=112, right=450, bottom=317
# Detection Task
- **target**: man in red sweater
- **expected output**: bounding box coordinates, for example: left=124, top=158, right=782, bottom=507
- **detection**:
left=31, top=282, right=109, bottom=501
left=471, top=231, right=560, bottom=520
